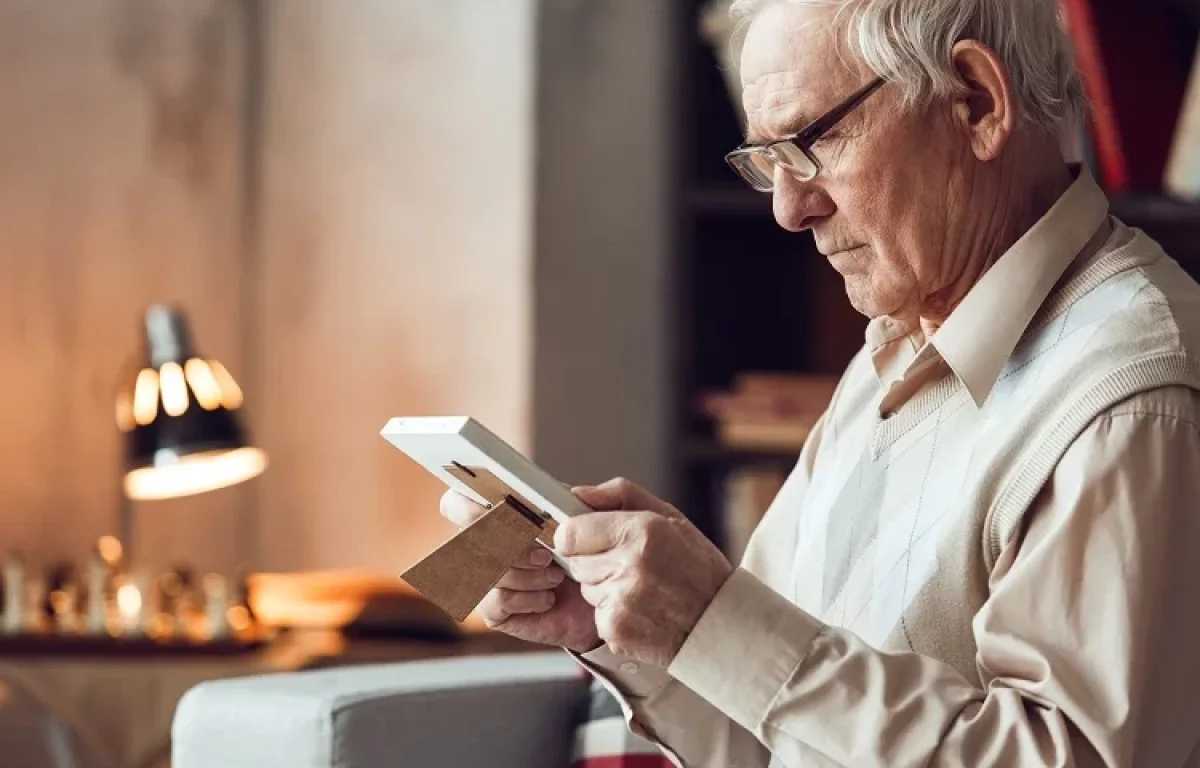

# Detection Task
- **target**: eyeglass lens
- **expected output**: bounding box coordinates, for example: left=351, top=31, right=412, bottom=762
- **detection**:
left=730, top=143, right=818, bottom=192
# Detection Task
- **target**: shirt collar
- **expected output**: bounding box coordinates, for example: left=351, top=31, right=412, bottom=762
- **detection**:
left=933, top=167, right=1110, bottom=406
left=865, top=166, right=1110, bottom=407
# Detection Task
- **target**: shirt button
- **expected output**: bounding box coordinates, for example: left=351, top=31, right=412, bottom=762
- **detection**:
left=620, top=661, right=639, bottom=674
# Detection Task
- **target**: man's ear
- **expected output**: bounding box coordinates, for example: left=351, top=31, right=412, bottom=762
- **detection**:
left=949, top=40, right=1016, bottom=162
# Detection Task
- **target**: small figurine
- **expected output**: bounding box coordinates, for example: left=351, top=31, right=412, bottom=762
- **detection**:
left=203, top=573, right=230, bottom=640
left=155, top=570, right=183, bottom=638
left=49, top=586, right=79, bottom=634
left=116, top=572, right=149, bottom=636
left=170, top=564, right=204, bottom=638
left=2, top=553, right=26, bottom=635
left=232, top=565, right=257, bottom=625
left=84, top=547, right=110, bottom=636
left=46, top=561, right=80, bottom=635
left=23, top=576, right=46, bottom=634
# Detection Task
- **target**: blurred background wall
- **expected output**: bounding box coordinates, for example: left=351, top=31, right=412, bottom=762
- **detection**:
left=0, top=0, right=672, bottom=577
left=2, top=0, right=1195, bottom=582
left=0, top=0, right=254, bottom=575
left=250, top=0, right=538, bottom=573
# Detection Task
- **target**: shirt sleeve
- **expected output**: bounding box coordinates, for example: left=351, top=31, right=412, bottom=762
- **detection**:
left=571, top=409, right=832, bottom=768
left=665, top=386, right=1200, bottom=767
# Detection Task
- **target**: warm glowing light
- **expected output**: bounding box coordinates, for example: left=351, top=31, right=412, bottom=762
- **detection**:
left=124, top=446, right=268, bottom=500
left=146, top=613, right=174, bottom=640
left=97, top=535, right=123, bottom=566
left=208, top=360, right=244, bottom=409
left=184, top=358, right=223, bottom=410
left=132, top=368, right=159, bottom=425
left=203, top=573, right=226, bottom=594
left=227, top=605, right=252, bottom=633
left=159, top=362, right=189, bottom=417
left=115, top=392, right=135, bottom=431
left=117, top=583, right=142, bottom=618
left=49, top=590, right=77, bottom=632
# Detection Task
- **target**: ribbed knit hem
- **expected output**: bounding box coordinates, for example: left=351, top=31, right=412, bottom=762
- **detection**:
left=987, top=352, right=1200, bottom=567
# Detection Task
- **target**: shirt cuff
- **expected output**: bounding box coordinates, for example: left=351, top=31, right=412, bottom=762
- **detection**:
left=572, top=644, right=674, bottom=699
left=668, top=567, right=825, bottom=733
left=568, top=645, right=683, bottom=762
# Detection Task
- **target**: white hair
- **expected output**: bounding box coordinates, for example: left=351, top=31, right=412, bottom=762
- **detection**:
left=728, top=0, right=1086, bottom=136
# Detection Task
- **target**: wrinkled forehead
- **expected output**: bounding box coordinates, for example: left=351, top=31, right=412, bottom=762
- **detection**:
left=739, top=2, right=862, bottom=135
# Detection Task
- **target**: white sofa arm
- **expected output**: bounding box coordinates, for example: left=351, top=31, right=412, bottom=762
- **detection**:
left=171, top=651, right=587, bottom=768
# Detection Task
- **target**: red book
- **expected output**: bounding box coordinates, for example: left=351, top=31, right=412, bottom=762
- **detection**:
left=1059, top=0, right=1194, bottom=193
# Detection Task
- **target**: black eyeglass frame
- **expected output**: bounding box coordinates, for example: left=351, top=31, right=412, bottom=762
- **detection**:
left=725, top=76, right=887, bottom=191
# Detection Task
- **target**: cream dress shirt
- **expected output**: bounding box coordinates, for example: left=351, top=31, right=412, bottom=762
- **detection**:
left=579, top=169, right=1200, bottom=767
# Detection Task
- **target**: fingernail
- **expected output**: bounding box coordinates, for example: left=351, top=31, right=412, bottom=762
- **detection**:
left=553, top=525, right=570, bottom=553
left=544, top=591, right=556, bottom=608
left=531, top=549, right=553, bottom=567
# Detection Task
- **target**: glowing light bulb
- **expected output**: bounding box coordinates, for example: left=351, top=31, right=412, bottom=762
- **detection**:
left=132, top=368, right=159, bottom=425
left=159, top=362, right=189, bottom=417
left=184, top=358, right=223, bottom=410
left=209, top=360, right=244, bottom=409
left=115, top=392, right=135, bottom=431
left=97, top=536, right=123, bottom=566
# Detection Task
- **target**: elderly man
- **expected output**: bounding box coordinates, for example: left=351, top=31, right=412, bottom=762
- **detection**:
left=442, top=0, right=1200, bottom=765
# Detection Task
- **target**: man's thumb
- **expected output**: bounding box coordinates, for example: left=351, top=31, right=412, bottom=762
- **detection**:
left=571, top=483, right=624, bottom=511
left=571, top=478, right=683, bottom=518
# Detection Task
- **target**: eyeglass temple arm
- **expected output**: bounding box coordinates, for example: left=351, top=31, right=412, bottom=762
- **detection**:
left=798, top=77, right=887, bottom=142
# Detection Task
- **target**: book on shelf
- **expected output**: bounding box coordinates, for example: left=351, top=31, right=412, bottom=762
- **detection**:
left=699, top=372, right=838, bottom=452
left=716, top=419, right=813, bottom=452
left=1166, top=44, right=1200, bottom=200
left=1058, top=0, right=1196, bottom=194
left=721, top=465, right=787, bottom=563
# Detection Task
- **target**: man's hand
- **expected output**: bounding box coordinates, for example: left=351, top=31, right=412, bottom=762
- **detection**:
left=438, top=490, right=601, bottom=653
left=558, top=478, right=734, bottom=668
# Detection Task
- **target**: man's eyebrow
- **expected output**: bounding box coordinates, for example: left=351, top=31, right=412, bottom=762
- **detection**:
left=744, top=114, right=810, bottom=146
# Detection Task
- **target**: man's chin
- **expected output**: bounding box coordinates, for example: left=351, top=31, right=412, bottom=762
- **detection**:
left=842, top=278, right=890, bottom=319
left=825, top=248, right=859, bottom=272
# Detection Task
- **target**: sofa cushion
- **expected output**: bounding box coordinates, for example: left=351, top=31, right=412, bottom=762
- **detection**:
left=568, top=681, right=672, bottom=768
left=172, top=651, right=588, bottom=768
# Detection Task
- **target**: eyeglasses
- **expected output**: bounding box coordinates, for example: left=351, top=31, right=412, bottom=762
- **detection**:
left=725, top=77, right=887, bottom=192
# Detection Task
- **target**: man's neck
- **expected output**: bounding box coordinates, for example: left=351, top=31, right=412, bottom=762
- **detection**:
left=919, top=148, right=1075, bottom=337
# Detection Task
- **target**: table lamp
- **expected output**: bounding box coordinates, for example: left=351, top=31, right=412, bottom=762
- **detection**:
left=114, top=305, right=267, bottom=552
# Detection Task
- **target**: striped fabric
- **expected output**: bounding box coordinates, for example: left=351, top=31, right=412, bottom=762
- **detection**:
left=570, top=681, right=672, bottom=768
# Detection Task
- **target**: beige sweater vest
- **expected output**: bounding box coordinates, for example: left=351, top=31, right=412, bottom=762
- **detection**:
left=882, top=226, right=1200, bottom=682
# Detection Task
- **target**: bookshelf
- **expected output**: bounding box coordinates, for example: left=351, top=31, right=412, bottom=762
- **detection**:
left=669, top=0, right=863, bottom=548
left=680, top=437, right=801, bottom=467
left=668, top=0, right=1200, bottom=552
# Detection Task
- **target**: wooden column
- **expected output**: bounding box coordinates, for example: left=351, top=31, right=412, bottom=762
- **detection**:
left=532, top=0, right=676, bottom=499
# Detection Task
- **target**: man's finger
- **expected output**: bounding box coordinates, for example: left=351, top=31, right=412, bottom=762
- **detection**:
left=563, top=553, right=620, bottom=585
left=511, top=544, right=555, bottom=570
left=439, top=490, right=488, bottom=528
left=572, top=478, right=682, bottom=519
left=476, top=588, right=556, bottom=627
left=496, top=565, right=566, bottom=591
left=572, top=478, right=648, bottom=511
left=554, top=511, right=633, bottom=556
left=578, top=581, right=607, bottom=610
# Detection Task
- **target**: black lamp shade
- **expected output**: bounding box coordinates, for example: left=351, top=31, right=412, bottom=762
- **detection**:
left=117, top=305, right=266, bottom=500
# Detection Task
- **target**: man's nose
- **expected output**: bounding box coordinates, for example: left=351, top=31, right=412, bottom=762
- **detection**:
left=772, top=169, right=834, bottom=232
